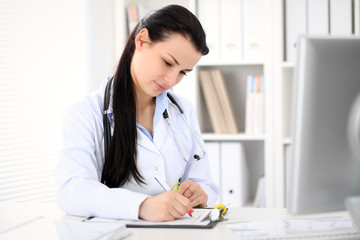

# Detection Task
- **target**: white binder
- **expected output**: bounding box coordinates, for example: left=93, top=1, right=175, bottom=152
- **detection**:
left=197, top=0, right=220, bottom=64
left=308, top=0, right=329, bottom=35
left=220, top=142, right=248, bottom=207
left=285, top=0, right=306, bottom=62
left=205, top=142, right=221, bottom=204
left=330, top=0, right=352, bottom=35
left=220, top=0, right=243, bottom=62
left=242, top=0, right=265, bottom=60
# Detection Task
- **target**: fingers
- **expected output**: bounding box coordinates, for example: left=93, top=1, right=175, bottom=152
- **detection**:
left=189, top=193, right=208, bottom=208
left=169, top=194, right=193, bottom=219
left=178, top=179, right=197, bottom=198
left=139, top=180, right=208, bottom=222
left=178, top=180, right=208, bottom=208
left=139, top=191, right=192, bottom=222
left=177, top=179, right=191, bottom=195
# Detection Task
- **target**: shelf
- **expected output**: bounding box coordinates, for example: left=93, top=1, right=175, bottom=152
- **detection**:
left=198, top=60, right=265, bottom=67
left=202, top=133, right=265, bottom=142
left=281, top=62, right=295, bottom=68
left=283, top=138, right=292, bottom=145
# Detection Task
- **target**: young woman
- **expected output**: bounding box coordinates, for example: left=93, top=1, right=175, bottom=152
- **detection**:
left=56, top=4, right=218, bottom=222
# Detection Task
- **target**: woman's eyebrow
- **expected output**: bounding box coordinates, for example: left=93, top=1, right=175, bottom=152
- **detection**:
left=166, top=53, right=193, bottom=72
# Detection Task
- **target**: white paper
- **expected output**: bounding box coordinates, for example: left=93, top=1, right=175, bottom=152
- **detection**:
left=87, top=208, right=213, bottom=227
left=227, top=216, right=359, bottom=239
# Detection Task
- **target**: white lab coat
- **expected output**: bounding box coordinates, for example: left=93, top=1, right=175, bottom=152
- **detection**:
left=56, top=78, right=219, bottom=220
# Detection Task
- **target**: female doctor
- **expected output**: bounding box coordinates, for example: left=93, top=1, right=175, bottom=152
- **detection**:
left=56, top=4, right=218, bottom=222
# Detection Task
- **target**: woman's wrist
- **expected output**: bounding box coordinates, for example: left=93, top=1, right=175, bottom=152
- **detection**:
left=138, top=196, right=150, bottom=220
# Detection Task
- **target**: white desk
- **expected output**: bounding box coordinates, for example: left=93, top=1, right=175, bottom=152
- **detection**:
left=122, top=208, right=358, bottom=240
left=0, top=202, right=358, bottom=240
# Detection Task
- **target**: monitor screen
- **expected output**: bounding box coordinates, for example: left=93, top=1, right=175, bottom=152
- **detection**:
left=287, top=36, right=360, bottom=215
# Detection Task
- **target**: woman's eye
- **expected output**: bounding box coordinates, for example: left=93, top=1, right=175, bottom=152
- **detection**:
left=164, top=60, right=172, bottom=67
left=164, top=59, right=187, bottom=76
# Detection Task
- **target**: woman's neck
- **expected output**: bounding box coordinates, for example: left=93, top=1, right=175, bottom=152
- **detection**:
left=135, top=89, right=156, bottom=135
left=135, top=89, right=155, bottom=111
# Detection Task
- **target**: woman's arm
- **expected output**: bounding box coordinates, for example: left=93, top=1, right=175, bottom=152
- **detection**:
left=56, top=96, right=149, bottom=220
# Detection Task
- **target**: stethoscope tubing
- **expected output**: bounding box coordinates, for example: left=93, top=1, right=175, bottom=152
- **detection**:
left=102, top=78, right=206, bottom=163
left=163, top=103, right=206, bottom=163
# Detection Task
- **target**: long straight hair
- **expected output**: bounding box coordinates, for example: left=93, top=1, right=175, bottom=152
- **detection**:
left=101, top=5, right=209, bottom=188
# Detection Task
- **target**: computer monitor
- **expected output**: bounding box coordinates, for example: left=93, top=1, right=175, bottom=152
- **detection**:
left=287, top=36, right=360, bottom=215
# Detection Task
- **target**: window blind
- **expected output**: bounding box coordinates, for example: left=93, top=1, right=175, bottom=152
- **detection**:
left=0, top=0, right=115, bottom=202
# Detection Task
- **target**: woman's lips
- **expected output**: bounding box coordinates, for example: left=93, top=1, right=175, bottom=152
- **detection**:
left=155, top=82, right=166, bottom=92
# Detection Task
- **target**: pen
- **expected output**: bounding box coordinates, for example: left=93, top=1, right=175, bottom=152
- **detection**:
left=82, top=216, right=94, bottom=222
left=154, top=176, right=193, bottom=217
left=154, top=175, right=171, bottom=191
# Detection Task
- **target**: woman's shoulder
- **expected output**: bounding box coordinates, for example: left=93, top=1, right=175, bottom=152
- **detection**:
left=65, top=79, right=107, bottom=120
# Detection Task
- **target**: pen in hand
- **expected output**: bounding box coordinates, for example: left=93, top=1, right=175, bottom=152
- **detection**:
left=82, top=216, right=94, bottom=222
left=154, top=176, right=193, bottom=217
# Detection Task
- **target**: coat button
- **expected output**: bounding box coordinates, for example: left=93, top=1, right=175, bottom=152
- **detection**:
left=154, top=166, right=159, bottom=171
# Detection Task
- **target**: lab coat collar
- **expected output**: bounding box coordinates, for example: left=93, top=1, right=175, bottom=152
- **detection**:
left=137, top=91, right=170, bottom=154
left=153, top=91, right=169, bottom=131
left=137, top=116, right=169, bottom=155
left=103, top=76, right=171, bottom=153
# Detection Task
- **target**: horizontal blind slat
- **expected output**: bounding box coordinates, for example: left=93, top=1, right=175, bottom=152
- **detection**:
left=0, top=0, right=108, bottom=203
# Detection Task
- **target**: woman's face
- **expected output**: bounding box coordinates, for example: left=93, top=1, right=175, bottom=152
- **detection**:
left=131, top=29, right=202, bottom=98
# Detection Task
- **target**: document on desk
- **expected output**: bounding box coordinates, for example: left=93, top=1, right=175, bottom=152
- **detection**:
left=0, top=216, right=131, bottom=240
left=226, top=216, right=359, bottom=239
left=87, top=208, right=218, bottom=229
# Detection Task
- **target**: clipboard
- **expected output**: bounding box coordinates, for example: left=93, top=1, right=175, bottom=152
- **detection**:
left=126, top=208, right=219, bottom=229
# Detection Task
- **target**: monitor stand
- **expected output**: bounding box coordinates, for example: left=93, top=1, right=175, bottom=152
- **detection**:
left=346, top=196, right=360, bottom=229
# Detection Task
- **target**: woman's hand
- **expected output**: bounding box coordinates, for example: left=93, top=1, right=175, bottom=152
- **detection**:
left=177, top=180, right=208, bottom=208
left=138, top=191, right=193, bottom=222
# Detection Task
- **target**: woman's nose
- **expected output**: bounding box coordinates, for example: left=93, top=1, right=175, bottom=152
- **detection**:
left=164, top=70, right=179, bottom=87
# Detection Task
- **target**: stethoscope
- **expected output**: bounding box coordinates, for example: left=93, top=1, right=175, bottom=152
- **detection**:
left=103, top=78, right=206, bottom=164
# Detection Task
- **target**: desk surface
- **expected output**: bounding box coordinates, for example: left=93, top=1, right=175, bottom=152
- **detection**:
left=124, top=208, right=358, bottom=240
left=0, top=202, right=358, bottom=240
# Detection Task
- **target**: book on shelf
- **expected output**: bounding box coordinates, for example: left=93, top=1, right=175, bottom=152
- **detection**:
left=126, top=4, right=149, bottom=34
left=253, top=175, right=265, bottom=208
left=199, top=70, right=225, bottom=133
left=199, top=69, right=238, bottom=134
left=210, top=69, right=238, bottom=133
left=245, top=75, right=264, bottom=136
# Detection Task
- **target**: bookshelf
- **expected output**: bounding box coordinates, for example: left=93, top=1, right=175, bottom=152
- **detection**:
left=115, top=0, right=283, bottom=208
left=277, top=0, right=360, bottom=208
left=117, top=0, right=360, bottom=209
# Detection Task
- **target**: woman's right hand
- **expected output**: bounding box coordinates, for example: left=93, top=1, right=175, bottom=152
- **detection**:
left=138, top=191, right=193, bottom=222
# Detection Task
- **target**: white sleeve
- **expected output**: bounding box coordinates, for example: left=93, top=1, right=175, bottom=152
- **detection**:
left=56, top=98, right=148, bottom=220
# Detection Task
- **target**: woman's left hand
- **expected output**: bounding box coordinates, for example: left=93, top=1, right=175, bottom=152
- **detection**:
left=177, top=179, right=208, bottom=208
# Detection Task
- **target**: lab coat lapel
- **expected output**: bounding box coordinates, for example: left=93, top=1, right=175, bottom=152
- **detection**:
left=137, top=128, right=159, bottom=153
left=153, top=117, right=168, bottom=151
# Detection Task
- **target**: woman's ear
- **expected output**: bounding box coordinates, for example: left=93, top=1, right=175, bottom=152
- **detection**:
left=135, top=28, right=150, bottom=50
